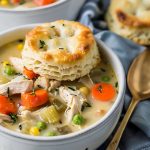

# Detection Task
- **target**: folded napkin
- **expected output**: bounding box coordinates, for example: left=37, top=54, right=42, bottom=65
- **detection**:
left=77, top=0, right=150, bottom=149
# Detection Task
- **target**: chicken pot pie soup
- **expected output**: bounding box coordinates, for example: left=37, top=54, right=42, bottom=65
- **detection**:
left=0, top=21, right=118, bottom=137
left=0, top=0, right=56, bottom=9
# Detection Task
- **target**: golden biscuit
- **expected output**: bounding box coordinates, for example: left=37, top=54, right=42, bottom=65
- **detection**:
left=22, top=20, right=100, bottom=81
left=106, top=0, right=150, bottom=45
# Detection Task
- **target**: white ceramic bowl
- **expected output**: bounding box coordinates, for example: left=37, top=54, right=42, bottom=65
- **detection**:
left=0, top=24, right=126, bottom=150
left=0, top=0, right=86, bottom=31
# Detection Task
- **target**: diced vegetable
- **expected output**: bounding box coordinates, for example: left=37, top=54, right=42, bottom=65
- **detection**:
left=36, top=121, right=47, bottom=130
left=2, top=61, right=9, bottom=67
left=101, top=76, right=110, bottom=82
left=29, top=127, right=40, bottom=136
left=40, top=105, right=60, bottom=124
left=19, top=0, right=25, bottom=5
left=0, top=95, right=17, bottom=114
left=21, top=89, right=49, bottom=109
left=52, top=99, right=66, bottom=112
left=4, top=64, right=16, bottom=76
left=34, top=0, right=56, bottom=6
left=92, top=83, right=116, bottom=101
left=10, top=0, right=20, bottom=5
left=72, top=114, right=85, bottom=125
left=23, top=67, right=38, bottom=80
left=0, top=0, right=9, bottom=6
left=17, top=43, right=24, bottom=51
left=79, top=86, right=89, bottom=97
left=46, top=131, right=57, bottom=136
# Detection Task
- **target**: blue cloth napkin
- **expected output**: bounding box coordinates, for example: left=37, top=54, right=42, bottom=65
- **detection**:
left=77, top=0, right=150, bottom=149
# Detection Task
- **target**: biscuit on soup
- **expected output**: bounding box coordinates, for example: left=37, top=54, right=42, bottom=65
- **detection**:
left=22, top=20, right=100, bottom=81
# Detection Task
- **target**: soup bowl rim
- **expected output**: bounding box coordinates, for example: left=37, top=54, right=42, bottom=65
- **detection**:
left=0, top=0, right=69, bottom=13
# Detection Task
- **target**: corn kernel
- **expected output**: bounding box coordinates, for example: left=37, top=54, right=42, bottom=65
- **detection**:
left=79, top=87, right=89, bottom=97
left=29, top=127, right=40, bottom=136
left=0, top=0, right=8, bottom=6
left=2, top=61, right=9, bottom=67
left=17, top=43, right=24, bottom=51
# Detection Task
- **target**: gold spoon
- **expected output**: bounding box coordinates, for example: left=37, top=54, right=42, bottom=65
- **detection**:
left=107, top=49, right=150, bottom=150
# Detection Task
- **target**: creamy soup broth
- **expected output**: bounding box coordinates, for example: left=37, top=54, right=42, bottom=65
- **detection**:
left=0, top=39, right=118, bottom=136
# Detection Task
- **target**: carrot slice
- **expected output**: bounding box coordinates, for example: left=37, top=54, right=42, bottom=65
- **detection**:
left=34, top=0, right=56, bottom=6
left=0, top=95, right=17, bottom=114
left=21, top=89, right=49, bottom=109
left=92, top=83, right=116, bottom=101
left=23, top=67, right=38, bottom=80
left=10, top=0, right=20, bottom=5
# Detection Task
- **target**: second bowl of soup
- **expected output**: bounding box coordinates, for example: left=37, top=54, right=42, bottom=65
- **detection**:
left=0, top=0, right=86, bottom=31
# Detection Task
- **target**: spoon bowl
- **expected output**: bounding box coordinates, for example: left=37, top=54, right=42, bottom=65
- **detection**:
left=128, top=50, right=150, bottom=100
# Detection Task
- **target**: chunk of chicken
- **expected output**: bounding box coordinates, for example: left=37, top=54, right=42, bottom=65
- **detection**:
left=35, top=76, right=49, bottom=90
left=79, top=75, right=94, bottom=88
left=9, top=57, right=24, bottom=73
left=59, top=86, right=87, bottom=122
left=48, top=80, right=61, bottom=91
left=0, top=114, right=12, bottom=123
left=0, top=76, right=33, bottom=96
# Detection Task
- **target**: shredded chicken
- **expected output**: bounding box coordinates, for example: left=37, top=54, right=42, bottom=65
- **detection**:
left=35, top=76, right=50, bottom=90
left=18, top=106, right=40, bottom=120
left=18, top=120, right=33, bottom=134
left=48, top=80, right=61, bottom=91
left=59, top=86, right=87, bottom=122
left=79, top=75, right=94, bottom=88
left=18, top=107, right=38, bottom=133
left=9, top=57, right=24, bottom=73
left=20, top=110, right=35, bottom=120
left=0, top=76, right=33, bottom=96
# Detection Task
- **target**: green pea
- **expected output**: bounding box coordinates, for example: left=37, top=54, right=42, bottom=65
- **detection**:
left=101, top=76, right=110, bottom=82
left=72, top=114, right=85, bottom=125
left=46, top=131, right=57, bottom=136
left=36, top=121, right=47, bottom=130
left=4, top=65, right=16, bottom=76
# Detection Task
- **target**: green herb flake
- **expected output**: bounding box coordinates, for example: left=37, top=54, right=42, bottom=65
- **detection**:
left=39, top=40, right=47, bottom=50
left=97, top=85, right=103, bottom=93
left=19, top=0, right=25, bottom=5
left=9, top=113, right=18, bottom=123
left=100, top=68, right=106, bottom=72
left=68, top=86, right=76, bottom=91
left=30, top=86, right=36, bottom=96
left=115, top=82, right=118, bottom=88
left=7, top=87, right=12, bottom=100
left=19, top=124, right=22, bottom=130
left=59, top=48, right=64, bottom=50
left=81, top=102, right=91, bottom=111
left=50, top=26, right=55, bottom=28
left=15, top=73, right=22, bottom=76
left=18, top=39, right=24, bottom=43
left=101, top=76, right=110, bottom=82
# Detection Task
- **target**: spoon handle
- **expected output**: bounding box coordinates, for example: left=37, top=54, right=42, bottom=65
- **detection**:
left=106, top=97, right=139, bottom=150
